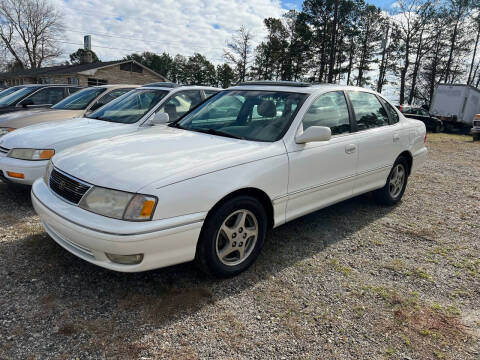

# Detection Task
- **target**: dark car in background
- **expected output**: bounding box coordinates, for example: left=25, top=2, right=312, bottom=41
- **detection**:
left=397, top=105, right=444, bottom=133
left=0, top=85, right=27, bottom=100
left=0, top=84, right=82, bottom=115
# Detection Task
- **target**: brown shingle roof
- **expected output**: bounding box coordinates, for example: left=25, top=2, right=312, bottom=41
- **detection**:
left=0, top=60, right=126, bottom=80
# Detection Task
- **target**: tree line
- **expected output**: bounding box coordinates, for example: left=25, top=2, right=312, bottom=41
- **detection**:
left=123, top=0, right=479, bottom=105
left=1, top=0, right=479, bottom=106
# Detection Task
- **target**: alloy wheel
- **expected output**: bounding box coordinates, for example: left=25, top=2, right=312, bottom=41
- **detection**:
left=215, top=209, right=259, bottom=267
left=389, top=164, right=405, bottom=198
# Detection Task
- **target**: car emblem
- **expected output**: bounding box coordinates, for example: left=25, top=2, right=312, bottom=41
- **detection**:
left=58, top=180, right=67, bottom=191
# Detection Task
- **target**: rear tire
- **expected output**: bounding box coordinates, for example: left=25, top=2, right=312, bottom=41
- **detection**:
left=195, top=195, right=267, bottom=277
left=374, top=156, right=409, bottom=205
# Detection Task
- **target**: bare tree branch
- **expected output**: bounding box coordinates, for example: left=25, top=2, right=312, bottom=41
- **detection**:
left=0, top=0, right=63, bottom=69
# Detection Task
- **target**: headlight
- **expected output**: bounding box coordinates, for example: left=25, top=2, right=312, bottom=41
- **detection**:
left=0, top=127, right=15, bottom=136
left=8, top=148, right=55, bottom=161
left=78, top=186, right=157, bottom=221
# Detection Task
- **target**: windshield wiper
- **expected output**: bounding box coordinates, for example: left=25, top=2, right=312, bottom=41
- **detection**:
left=194, top=128, right=245, bottom=140
left=169, top=122, right=184, bottom=129
left=89, top=116, right=109, bottom=121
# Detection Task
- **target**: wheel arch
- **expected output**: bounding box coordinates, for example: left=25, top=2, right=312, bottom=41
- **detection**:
left=397, top=150, right=413, bottom=176
left=205, top=187, right=275, bottom=229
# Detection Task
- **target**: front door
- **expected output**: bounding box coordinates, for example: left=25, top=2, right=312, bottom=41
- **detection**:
left=285, top=91, right=358, bottom=222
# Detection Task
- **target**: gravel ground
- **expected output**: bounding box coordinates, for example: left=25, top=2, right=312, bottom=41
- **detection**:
left=0, top=133, right=479, bottom=360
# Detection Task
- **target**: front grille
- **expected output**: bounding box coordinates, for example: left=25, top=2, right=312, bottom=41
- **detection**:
left=49, top=168, right=90, bottom=204
left=0, top=146, right=9, bottom=155
left=474, top=120, right=480, bottom=127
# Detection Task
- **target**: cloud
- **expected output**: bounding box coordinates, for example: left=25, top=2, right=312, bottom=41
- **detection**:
left=51, top=0, right=287, bottom=65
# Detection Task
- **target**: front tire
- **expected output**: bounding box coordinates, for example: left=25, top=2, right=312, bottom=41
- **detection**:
left=195, top=195, right=267, bottom=277
left=374, top=156, right=409, bottom=205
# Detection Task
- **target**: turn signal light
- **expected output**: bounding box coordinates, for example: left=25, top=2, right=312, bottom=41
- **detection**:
left=39, top=150, right=55, bottom=160
left=140, top=200, right=155, bottom=218
left=7, top=171, right=24, bottom=179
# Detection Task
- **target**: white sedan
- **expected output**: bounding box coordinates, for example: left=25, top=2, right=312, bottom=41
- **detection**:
left=0, top=85, right=219, bottom=185
left=31, top=82, right=427, bottom=277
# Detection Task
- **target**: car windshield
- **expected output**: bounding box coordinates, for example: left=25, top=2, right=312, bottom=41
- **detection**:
left=0, top=87, right=36, bottom=107
left=174, top=90, right=307, bottom=142
left=52, top=87, right=106, bottom=110
left=0, top=86, right=23, bottom=99
left=87, top=88, right=168, bottom=124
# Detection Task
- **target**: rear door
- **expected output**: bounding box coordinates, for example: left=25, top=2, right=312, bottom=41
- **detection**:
left=346, top=91, right=397, bottom=194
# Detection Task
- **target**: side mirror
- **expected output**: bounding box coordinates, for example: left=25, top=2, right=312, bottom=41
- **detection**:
left=151, top=112, right=169, bottom=125
left=295, top=126, right=331, bottom=144
left=21, top=99, right=34, bottom=108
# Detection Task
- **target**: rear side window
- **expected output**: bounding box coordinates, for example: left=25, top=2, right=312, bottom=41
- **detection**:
left=348, top=91, right=389, bottom=130
left=379, top=98, right=399, bottom=124
left=303, top=91, right=350, bottom=135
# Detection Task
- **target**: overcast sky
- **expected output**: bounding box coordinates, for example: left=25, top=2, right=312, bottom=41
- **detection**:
left=54, top=0, right=398, bottom=64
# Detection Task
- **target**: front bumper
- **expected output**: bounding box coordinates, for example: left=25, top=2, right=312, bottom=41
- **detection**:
left=31, top=179, right=205, bottom=272
left=470, top=128, right=480, bottom=135
left=0, top=154, right=47, bottom=185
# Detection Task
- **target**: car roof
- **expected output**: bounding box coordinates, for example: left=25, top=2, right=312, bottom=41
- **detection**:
left=97, top=84, right=139, bottom=89
left=140, top=85, right=221, bottom=92
left=228, top=82, right=377, bottom=95
left=21, top=84, right=78, bottom=88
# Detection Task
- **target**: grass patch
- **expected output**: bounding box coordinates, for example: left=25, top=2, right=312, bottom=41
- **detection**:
left=328, top=258, right=352, bottom=276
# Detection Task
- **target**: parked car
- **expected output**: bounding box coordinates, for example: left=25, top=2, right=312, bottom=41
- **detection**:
left=0, top=84, right=82, bottom=116
left=471, top=114, right=480, bottom=141
left=0, top=85, right=26, bottom=100
left=0, top=85, right=220, bottom=185
left=0, top=85, right=138, bottom=136
left=397, top=105, right=443, bottom=133
left=30, top=81, right=427, bottom=277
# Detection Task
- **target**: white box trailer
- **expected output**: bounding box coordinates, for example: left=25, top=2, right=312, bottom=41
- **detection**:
left=430, top=84, right=480, bottom=131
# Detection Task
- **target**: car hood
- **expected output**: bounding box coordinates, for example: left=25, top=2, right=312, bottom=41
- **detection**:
left=0, top=117, right=134, bottom=150
left=52, top=126, right=285, bottom=193
left=0, top=109, right=84, bottom=129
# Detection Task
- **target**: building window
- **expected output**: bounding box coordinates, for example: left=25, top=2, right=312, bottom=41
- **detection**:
left=39, top=78, right=52, bottom=84
left=87, top=78, right=108, bottom=86
left=120, top=62, right=143, bottom=73
left=68, top=77, right=79, bottom=85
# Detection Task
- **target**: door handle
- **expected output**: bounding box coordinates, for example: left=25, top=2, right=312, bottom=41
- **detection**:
left=345, top=144, right=356, bottom=154
left=393, top=133, right=400, bottom=142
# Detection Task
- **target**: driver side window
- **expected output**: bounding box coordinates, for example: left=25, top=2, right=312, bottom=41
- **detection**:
left=90, top=88, right=131, bottom=111
left=302, top=91, right=351, bottom=135
left=24, top=87, right=65, bottom=105
left=157, top=90, right=203, bottom=122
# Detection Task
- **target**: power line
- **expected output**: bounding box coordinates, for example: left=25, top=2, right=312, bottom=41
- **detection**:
left=56, top=40, right=226, bottom=62
left=63, top=28, right=226, bottom=51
